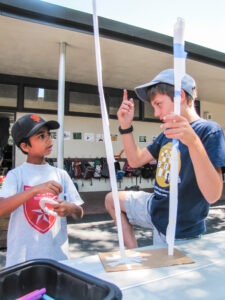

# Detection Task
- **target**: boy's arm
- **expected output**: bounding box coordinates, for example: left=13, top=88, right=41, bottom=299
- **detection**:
left=188, top=138, right=223, bottom=204
left=0, top=188, right=38, bottom=217
left=117, top=95, right=155, bottom=168
left=71, top=204, right=84, bottom=220
left=121, top=133, right=155, bottom=167
left=162, top=114, right=223, bottom=204
left=57, top=170, right=84, bottom=219
left=52, top=200, right=84, bottom=220
left=0, top=181, right=62, bottom=217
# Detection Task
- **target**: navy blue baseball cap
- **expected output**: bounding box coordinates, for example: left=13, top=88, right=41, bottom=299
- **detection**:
left=12, top=114, right=59, bottom=146
left=135, top=68, right=196, bottom=102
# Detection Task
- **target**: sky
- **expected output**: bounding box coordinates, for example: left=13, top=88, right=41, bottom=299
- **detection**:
left=42, top=0, right=225, bottom=54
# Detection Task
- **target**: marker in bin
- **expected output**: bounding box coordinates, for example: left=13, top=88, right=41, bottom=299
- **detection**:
left=16, top=288, right=46, bottom=300
left=42, top=294, right=55, bottom=300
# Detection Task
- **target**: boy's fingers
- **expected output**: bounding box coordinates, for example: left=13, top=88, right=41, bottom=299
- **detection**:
left=51, top=181, right=62, bottom=193
left=163, top=113, right=184, bottom=122
left=48, top=184, right=62, bottom=195
left=123, top=89, right=128, bottom=101
left=53, top=199, right=63, bottom=205
left=161, top=121, right=187, bottom=129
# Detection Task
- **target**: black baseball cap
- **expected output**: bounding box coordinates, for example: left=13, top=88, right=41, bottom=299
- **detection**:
left=12, top=114, right=59, bottom=147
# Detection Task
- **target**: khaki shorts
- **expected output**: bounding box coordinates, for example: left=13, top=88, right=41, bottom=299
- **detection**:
left=124, top=191, right=167, bottom=245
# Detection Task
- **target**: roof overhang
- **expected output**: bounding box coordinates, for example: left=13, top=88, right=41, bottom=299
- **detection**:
left=0, top=0, right=224, bottom=103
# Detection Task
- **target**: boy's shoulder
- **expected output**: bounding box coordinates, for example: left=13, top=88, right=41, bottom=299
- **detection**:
left=52, top=165, right=71, bottom=180
left=54, top=166, right=67, bottom=175
left=8, top=162, right=26, bottom=175
left=10, top=162, right=59, bottom=174
left=193, top=118, right=222, bottom=131
left=8, top=162, right=70, bottom=181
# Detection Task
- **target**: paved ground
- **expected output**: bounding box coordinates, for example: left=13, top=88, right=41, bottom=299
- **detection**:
left=1, top=200, right=225, bottom=269
left=68, top=201, right=225, bottom=259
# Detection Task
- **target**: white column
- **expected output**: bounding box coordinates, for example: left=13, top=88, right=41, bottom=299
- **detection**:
left=57, top=42, right=66, bottom=169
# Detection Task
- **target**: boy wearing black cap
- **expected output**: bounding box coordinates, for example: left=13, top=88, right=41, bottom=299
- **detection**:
left=0, top=114, right=84, bottom=267
left=105, top=69, right=225, bottom=248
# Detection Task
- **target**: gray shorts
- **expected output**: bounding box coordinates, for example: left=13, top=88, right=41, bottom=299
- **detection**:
left=124, top=191, right=166, bottom=245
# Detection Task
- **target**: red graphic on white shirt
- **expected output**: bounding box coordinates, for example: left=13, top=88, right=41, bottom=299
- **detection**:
left=23, top=185, right=56, bottom=234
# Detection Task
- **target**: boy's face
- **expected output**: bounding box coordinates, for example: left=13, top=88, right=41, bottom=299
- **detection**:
left=25, top=126, right=53, bottom=157
left=151, top=93, right=174, bottom=121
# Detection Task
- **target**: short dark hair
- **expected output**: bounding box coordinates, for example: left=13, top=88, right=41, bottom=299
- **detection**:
left=19, top=137, right=31, bottom=155
left=146, top=83, right=194, bottom=104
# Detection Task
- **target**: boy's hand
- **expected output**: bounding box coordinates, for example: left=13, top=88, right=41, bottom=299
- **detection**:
left=33, top=181, right=62, bottom=196
left=161, top=114, right=199, bottom=147
left=117, top=89, right=134, bottom=129
left=52, top=200, right=83, bottom=219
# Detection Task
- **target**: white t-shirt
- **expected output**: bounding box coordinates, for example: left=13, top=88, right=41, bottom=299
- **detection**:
left=0, top=162, right=84, bottom=267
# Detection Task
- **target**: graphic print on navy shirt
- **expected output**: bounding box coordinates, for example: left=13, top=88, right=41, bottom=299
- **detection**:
left=23, top=185, right=56, bottom=233
left=155, top=142, right=181, bottom=189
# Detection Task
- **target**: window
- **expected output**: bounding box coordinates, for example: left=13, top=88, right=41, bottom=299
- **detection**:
left=0, top=84, right=17, bottom=107
left=24, top=87, right=58, bottom=110
left=108, top=95, right=140, bottom=118
left=69, top=91, right=101, bottom=114
left=195, top=99, right=200, bottom=115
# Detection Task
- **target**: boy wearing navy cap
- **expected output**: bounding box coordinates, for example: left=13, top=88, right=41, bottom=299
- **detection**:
left=105, top=69, right=225, bottom=248
left=0, top=114, right=84, bottom=267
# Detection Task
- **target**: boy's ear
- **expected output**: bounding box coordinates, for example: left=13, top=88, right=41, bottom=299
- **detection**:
left=181, top=89, right=186, bottom=103
left=20, top=142, right=29, bottom=154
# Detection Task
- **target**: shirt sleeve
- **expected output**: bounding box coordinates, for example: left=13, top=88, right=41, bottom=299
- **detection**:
left=0, top=170, right=18, bottom=198
left=62, top=170, right=84, bottom=205
left=147, top=132, right=165, bottom=160
left=202, top=127, right=225, bottom=168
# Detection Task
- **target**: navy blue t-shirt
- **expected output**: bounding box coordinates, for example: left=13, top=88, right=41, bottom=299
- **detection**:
left=147, top=118, right=225, bottom=238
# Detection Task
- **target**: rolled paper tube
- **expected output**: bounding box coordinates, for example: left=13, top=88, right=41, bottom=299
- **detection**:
left=39, top=197, right=58, bottom=217
left=92, top=0, right=126, bottom=261
left=167, top=17, right=186, bottom=256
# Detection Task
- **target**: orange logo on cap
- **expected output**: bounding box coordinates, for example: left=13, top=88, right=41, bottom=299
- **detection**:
left=30, top=115, right=40, bottom=122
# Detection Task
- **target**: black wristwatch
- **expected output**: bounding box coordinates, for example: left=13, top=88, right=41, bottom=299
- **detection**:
left=118, top=125, right=133, bottom=134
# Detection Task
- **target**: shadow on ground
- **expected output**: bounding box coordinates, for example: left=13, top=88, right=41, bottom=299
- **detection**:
left=0, top=202, right=225, bottom=268
left=67, top=202, right=225, bottom=260
left=68, top=214, right=153, bottom=259
left=205, top=206, right=225, bottom=234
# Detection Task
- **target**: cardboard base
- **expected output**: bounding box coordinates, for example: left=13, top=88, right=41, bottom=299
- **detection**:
left=99, top=247, right=195, bottom=272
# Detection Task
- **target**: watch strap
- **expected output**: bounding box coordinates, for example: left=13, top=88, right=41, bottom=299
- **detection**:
left=118, top=125, right=133, bottom=134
